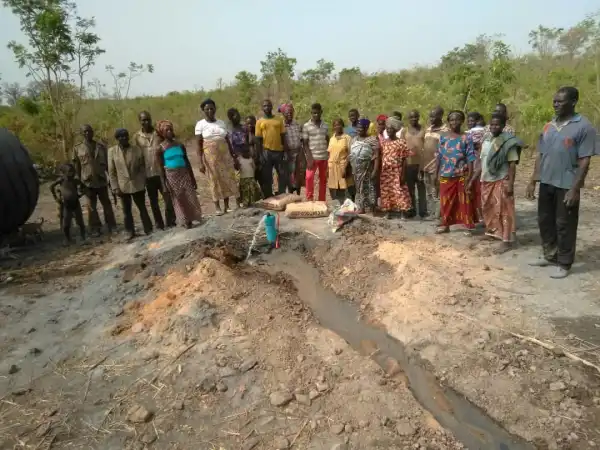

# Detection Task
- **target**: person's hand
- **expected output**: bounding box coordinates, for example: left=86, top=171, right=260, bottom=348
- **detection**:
left=113, top=188, right=122, bottom=196
left=418, top=171, right=424, bottom=181
left=259, top=151, right=268, bottom=165
left=344, top=164, right=353, bottom=178
left=564, top=187, right=580, bottom=207
left=525, top=181, right=536, bottom=200
left=371, top=170, right=379, bottom=181
left=504, top=180, right=514, bottom=197
left=233, top=158, right=240, bottom=171
left=306, top=155, right=314, bottom=170
left=198, top=163, right=206, bottom=175
left=465, top=182, right=472, bottom=196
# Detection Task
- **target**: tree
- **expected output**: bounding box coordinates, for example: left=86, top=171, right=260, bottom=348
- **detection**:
left=25, top=80, right=44, bottom=100
left=234, top=70, right=258, bottom=109
left=3, top=0, right=104, bottom=156
left=558, top=20, right=593, bottom=58
left=260, top=48, right=297, bottom=81
left=260, top=48, right=297, bottom=99
left=441, top=41, right=487, bottom=108
left=301, top=59, right=335, bottom=84
left=87, top=77, right=107, bottom=99
left=482, top=41, right=515, bottom=111
left=105, top=62, right=154, bottom=100
left=2, top=82, right=23, bottom=106
left=528, top=25, right=564, bottom=58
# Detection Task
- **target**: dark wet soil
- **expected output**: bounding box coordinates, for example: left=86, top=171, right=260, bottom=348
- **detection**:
left=263, top=250, right=535, bottom=450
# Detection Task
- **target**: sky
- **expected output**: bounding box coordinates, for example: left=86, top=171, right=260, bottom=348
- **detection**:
left=0, top=0, right=598, bottom=98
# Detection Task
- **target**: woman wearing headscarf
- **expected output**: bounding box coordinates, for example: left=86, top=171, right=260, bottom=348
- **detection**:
left=466, top=111, right=486, bottom=222
left=435, top=110, right=477, bottom=234
left=349, top=118, right=380, bottom=214
left=376, top=114, right=388, bottom=146
left=155, top=120, right=202, bottom=228
left=280, top=103, right=305, bottom=195
left=379, top=116, right=412, bottom=218
left=195, top=98, right=240, bottom=215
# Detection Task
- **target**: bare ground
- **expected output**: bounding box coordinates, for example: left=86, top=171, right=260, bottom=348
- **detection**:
left=1, top=157, right=599, bottom=449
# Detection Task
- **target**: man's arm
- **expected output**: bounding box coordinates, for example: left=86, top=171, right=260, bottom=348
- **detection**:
left=75, top=179, right=89, bottom=198
left=254, top=120, right=264, bottom=160
left=107, top=148, right=119, bottom=193
left=72, top=146, right=82, bottom=180
left=573, top=123, right=597, bottom=190
left=303, top=128, right=313, bottom=168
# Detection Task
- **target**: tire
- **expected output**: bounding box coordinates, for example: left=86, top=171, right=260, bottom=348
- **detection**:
left=0, top=128, right=40, bottom=235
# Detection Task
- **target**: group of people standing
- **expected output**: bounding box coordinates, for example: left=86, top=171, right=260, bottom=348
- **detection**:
left=54, top=86, right=595, bottom=279
left=57, top=114, right=202, bottom=242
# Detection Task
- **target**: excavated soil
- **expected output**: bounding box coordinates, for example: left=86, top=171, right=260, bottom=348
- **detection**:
left=1, top=190, right=600, bottom=449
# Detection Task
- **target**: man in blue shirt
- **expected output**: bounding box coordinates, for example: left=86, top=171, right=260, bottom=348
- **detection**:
left=526, top=86, right=597, bottom=278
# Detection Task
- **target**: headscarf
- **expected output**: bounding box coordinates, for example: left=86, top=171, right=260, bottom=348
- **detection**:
left=357, top=117, right=371, bottom=128
left=156, top=120, right=173, bottom=139
left=385, top=116, right=402, bottom=130
left=280, top=103, right=294, bottom=115
left=376, top=114, right=388, bottom=123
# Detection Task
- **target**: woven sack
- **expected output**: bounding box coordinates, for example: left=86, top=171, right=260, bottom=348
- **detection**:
left=257, top=193, right=302, bottom=211
left=285, top=201, right=329, bottom=218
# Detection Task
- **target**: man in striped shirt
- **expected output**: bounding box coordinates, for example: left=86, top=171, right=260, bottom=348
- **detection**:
left=303, top=103, right=330, bottom=201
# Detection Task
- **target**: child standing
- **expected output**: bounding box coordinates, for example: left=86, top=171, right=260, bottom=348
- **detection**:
left=50, top=163, right=87, bottom=243
left=237, top=148, right=263, bottom=207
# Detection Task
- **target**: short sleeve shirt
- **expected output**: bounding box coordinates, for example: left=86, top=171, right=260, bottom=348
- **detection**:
left=195, top=119, right=228, bottom=141
left=302, top=120, right=329, bottom=160
left=436, top=134, right=476, bottom=178
left=255, top=117, right=286, bottom=151
left=480, top=138, right=519, bottom=182
left=538, top=114, right=597, bottom=189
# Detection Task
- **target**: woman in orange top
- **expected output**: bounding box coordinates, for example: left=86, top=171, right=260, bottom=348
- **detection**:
left=327, top=118, right=355, bottom=203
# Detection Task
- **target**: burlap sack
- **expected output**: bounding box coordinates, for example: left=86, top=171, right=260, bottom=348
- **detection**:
left=285, top=201, right=329, bottom=218
left=257, top=193, right=302, bottom=211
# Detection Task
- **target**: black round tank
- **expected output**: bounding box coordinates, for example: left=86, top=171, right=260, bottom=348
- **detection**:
left=0, top=128, right=40, bottom=235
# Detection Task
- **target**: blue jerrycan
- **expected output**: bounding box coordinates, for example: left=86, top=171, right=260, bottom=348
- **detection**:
left=263, top=213, right=278, bottom=244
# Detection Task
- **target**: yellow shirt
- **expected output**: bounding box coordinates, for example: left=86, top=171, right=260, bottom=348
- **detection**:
left=367, top=122, right=377, bottom=137
left=256, top=117, right=286, bottom=151
left=327, top=134, right=354, bottom=189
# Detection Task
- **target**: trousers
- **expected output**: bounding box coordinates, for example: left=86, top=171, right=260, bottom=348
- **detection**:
left=260, top=149, right=288, bottom=198
left=305, top=159, right=328, bottom=201
left=85, top=185, right=117, bottom=233
left=537, top=183, right=579, bottom=269
left=120, top=190, right=153, bottom=236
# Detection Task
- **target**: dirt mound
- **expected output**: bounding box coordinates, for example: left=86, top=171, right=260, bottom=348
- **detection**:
left=309, top=228, right=600, bottom=448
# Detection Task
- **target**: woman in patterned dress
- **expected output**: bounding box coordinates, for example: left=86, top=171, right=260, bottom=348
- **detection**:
left=349, top=118, right=380, bottom=214
left=155, top=120, right=202, bottom=228
left=195, top=98, right=240, bottom=215
left=434, top=110, right=477, bottom=234
left=379, top=116, right=412, bottom=218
